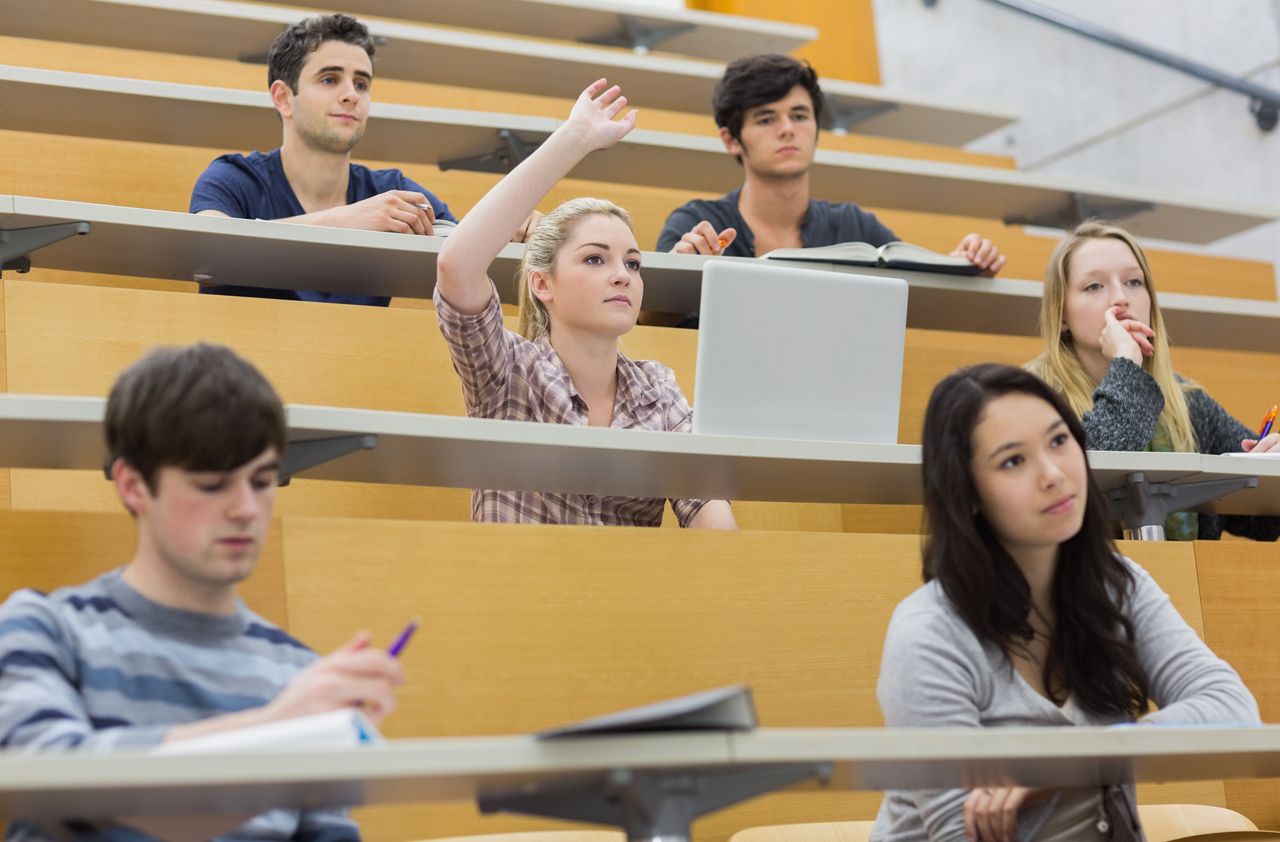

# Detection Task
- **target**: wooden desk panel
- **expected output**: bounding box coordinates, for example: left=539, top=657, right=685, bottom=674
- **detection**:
left=4, top=125, right=1271, bottom=300
left=0, top=513, right=1233, bottom=837
left=0, top=510, right=289, bottom=628
left=1194, top=541, right=1280, bottom=830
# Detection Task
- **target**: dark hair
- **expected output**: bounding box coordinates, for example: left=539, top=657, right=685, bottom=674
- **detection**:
left=712, top=53, right=824, bottom=160
left=921, top=363, right=1149, bottom=718
left=267, top=13, right=375, bottom=94
left=106, top=343, right=286, bottom=491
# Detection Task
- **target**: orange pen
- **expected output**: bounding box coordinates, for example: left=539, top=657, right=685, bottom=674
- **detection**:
left=1259, top=405, right=1278, bottom=439
left=717, top=235, right=730, bottom=250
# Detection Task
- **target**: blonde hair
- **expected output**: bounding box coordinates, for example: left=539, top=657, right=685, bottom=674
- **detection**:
left=1027, top=220, right=1198, bottom=452
left=516, top=197, right=634, bottom=341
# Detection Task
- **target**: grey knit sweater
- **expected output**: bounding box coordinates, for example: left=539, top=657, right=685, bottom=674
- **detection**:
left=869, top=558, right=1259, bottom=842
left=1085, top=358, right=1280, bottom=541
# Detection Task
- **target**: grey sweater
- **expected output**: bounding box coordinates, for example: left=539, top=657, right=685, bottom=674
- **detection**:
left=869, top=558, right=1259, bottom=842
left=1086, top=358, right=1280, bottom=541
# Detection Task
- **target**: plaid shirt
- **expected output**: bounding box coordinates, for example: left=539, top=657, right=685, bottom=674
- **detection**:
left=435, top=284, right=709, bottom=526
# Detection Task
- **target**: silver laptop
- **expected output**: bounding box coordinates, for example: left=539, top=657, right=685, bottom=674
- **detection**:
left=691, top=259, right=908, bottom=444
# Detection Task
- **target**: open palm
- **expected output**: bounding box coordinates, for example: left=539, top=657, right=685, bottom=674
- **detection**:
left=567, top=78, right=637, bottom=151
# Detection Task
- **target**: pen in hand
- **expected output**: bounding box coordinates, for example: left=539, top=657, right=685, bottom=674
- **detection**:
left=388, top=616, right=421, bottom=658
left=1259, top=405, right=1278, bottom=440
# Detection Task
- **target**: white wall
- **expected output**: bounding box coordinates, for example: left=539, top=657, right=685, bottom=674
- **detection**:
left=871, top=0, right=1280, bottom=284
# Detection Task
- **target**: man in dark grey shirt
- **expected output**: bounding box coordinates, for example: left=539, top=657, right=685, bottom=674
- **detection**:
left=657, top=54, right=1006, bottom=276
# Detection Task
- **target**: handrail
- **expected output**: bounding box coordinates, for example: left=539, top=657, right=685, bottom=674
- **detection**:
left=925, top=0, right=1280, bottom=131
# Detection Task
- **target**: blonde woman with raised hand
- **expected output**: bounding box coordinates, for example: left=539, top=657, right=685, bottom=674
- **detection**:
left=1027, top=220, right=1279, bottom=540
left=434, top=79, right=736, bottom=528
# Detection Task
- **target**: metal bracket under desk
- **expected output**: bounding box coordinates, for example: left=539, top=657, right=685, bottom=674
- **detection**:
left=824, top=102, right=899, bottom=136
left=1106, top=471, right=1258, bottom=541
left=0, top=222, right=91, bottom=278
left=1003, top=193, right=1154, bottom=229
left=579, top=15, right=696, bottom=54
left=440, top=129, right=544, bottom=175
left=279, top=434, right=378, bottom=486
left=480, top=762, right=830, bottom=842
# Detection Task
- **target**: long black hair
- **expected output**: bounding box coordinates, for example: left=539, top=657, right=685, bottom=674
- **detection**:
left=921, top=363, right=1148, bottom=717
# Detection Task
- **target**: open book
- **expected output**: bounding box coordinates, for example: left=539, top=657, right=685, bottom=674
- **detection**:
left=537, top=685, right=757, bottom=738
left=764, top=241, right=981, bottom=275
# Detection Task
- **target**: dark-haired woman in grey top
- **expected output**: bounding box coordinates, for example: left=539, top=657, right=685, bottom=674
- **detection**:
left=871, top=364, right=1258, bottom=842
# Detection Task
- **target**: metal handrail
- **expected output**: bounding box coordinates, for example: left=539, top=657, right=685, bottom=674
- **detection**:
left=925, top=0, right=1280, bottom=131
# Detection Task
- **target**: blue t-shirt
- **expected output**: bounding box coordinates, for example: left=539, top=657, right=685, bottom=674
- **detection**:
left=189, top=149, right=456, bottom=306
left=655, top=186, right=896, bottom=257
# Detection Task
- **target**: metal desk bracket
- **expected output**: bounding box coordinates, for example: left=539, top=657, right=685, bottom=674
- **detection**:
left=280, top=434, right=378, bottom=486
left=1, top=222, right=90, bottom=279
left=480, top=762, right=830, bottom=842
left=440, top=129, right=543, bottom=175
left=1003, top=193, right=1153, bottom=229
left=580, top=15, right=695, bottom=54
left=824, top=102, right=898, bottom=136
left=1105, top=471, right=1257, bottom=541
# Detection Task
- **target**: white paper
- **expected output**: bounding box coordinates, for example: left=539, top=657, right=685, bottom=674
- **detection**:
left=152, top=709, right=381, bottom=756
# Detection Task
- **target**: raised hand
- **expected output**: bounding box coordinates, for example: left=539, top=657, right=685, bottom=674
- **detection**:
left=1100, top=305, right=1154, bottom=365
left=565, top=78, right=638, bottom=153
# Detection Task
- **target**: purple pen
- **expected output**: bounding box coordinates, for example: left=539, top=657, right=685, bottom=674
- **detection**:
left=387, top=616, right=421, bottom=658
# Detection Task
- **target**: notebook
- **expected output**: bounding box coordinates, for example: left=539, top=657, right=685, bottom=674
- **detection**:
left=764, top=240, right=981, bottom=275
left=691, top=260, right=907, bottom=444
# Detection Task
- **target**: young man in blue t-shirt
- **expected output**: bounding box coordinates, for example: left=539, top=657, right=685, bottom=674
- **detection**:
left=657, top=54, right=1007, bottom=277
left=0, top=344, right=404, bottom=840
left=190, top=14, right=537, bottom=306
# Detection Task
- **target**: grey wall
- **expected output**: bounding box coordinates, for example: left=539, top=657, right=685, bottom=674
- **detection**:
left=871, top=0, right=1280, bottom=285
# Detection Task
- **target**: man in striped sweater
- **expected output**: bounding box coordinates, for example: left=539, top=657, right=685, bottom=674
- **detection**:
left=0, top=343, right=403, bottom=840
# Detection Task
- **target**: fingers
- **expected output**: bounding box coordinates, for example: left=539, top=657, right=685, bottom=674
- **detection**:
left=337, top=630, right=372, bottom=653
left=604, top=93, right=629, bottom=120
left=514, top=210, right=544, bottom=243
left=583, top=77, right=609, bottom=99
left=963, top=787, right=1028, bottom=842
left=592, top=82, right=623, bottom=111
left=1245, top=432, right=1280, bottom=453
left=674, top=221, right=734, bottom=255
left=963, top=790, right=980, bottom=842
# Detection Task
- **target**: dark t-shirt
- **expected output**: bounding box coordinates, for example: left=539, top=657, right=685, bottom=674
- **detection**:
left=655, top=186, right=896, bottom=257
left=189, top=149, right=456, bottom=306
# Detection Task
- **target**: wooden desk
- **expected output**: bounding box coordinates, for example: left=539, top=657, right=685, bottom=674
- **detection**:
left=0, top=69, right=1270, bottom=242
left=4, top=196, right=1279, bottom=353
left=0, top=0, right=1012, bottom=145
left=0, top=394, right=1219, bottom=508
left=6, top=726, right=1280, bottom=821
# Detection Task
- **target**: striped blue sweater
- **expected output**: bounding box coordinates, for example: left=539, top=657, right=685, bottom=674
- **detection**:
left=0, top=569, right=359, bottom=841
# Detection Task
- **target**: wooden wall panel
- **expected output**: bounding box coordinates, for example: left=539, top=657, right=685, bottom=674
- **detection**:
left=0, top=35, right=1008, bottom=168
left=0, top=280, right=9, bottom=510
left=688, top=0, right=881, bottom=85
left=2, top=280, right=836, bottom=529
left=0, top=512, right=1238, bottom=834
left=0, top=510, right=288, bottom=628
left=277, top=525, right=1214, bottom=840
left=1194, top=541, right=1280, bottom=829
left=4, top=123, right=1267, bottom=300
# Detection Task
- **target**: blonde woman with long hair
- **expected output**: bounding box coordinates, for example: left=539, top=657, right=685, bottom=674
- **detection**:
left=1028, top=220, right=1279, bottom=540
left=434, top=79, right=735, bottom=528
